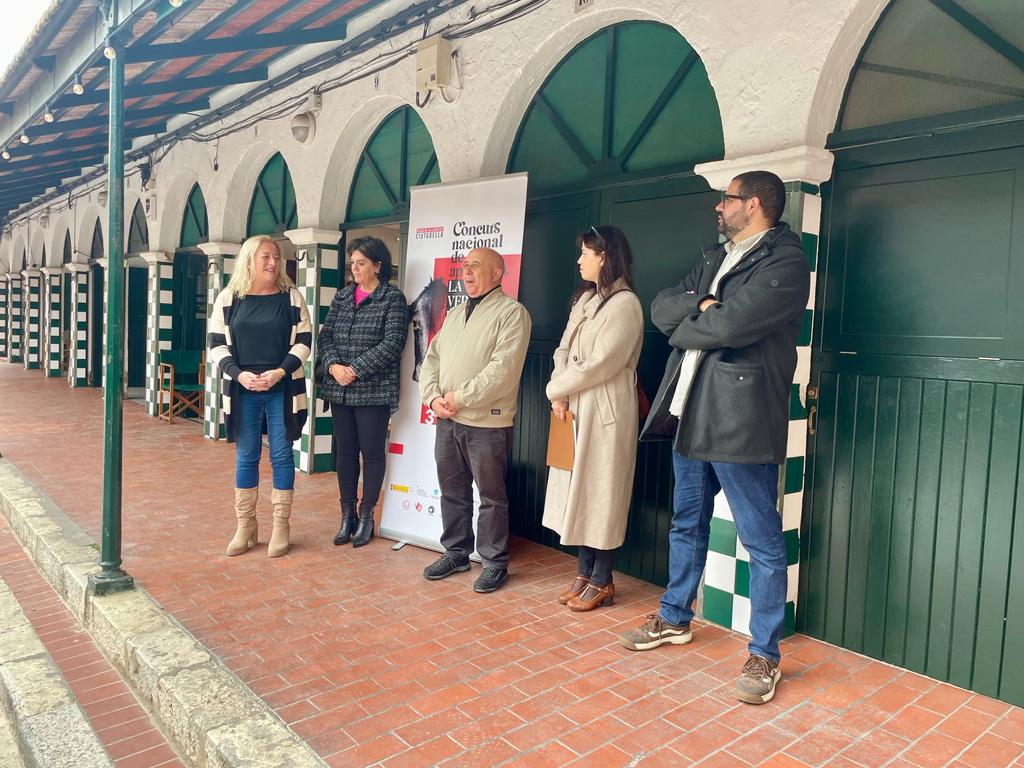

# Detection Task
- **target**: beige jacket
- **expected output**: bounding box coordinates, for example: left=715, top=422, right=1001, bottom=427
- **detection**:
left=419, top=288, right=532, bottom=428
left=543, top=283, right=644, bottom=549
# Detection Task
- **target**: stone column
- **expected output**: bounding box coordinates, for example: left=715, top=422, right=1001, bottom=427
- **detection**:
left=21, top=268, right=42, bottom=370
left=6, top=272, right=23, bottom=364
left=197, top=242, right=239, bottom=440
left=39, top=268, right=63, bottom=377
left=140, top=252, right=174, bottom=417
left=0, top=274, right=8, bottom=361
left=65, top=264, right=90, bottom=387
left=284, top=228, right=342, bottom=474
left=690, top=146, right=833, bottom=638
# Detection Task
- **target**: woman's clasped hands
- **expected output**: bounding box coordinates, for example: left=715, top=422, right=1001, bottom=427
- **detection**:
left=238, top=369, right=286, bottom=391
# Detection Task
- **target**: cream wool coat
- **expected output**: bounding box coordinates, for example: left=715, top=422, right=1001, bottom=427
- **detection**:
left=542, top=284, right=644, bottom=549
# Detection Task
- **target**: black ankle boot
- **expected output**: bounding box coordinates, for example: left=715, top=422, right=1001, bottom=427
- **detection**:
left=352, top=501, right=375, bottom=548
left=333, top=502, right=357, bottom=545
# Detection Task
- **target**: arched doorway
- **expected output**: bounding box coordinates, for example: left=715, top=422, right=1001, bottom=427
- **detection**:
left=343, top=105, right=440, bottom=281
left=799, top=0, right=1024, bottom=706
left=174, top=182, right=209, bottom=352
left=505, top=21, right=724, bottom=585
left=88, top=219, right=104, bottom=387
left=125, top=201, right=149, bottom=392
left=247, top=152, right=299, bottom=283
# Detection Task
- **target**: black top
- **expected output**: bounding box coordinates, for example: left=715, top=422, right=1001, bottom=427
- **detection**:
left=465, top=285, right=500, bottom=321
left=227, top=292, right=291, bottom=390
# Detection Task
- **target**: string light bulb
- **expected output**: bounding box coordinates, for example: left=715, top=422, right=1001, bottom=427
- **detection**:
left=1, top=149, right=10, bottom=161
left=103, top=39, right=116, bottom=60
left=72, top=73, right=84, bottom=96
left=43, top=104, right=54, bottom=123
left=169, top=0, right=184, bottom=7
left=19, top=133, right=29, bottom=144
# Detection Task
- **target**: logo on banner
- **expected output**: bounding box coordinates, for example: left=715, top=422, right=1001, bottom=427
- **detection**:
left=415, top=226, right=445, bottom=240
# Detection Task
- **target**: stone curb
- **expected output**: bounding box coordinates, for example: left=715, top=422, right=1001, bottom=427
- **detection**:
left=0, top=575, right=112, bottom=768
left=0, top=460, right=326, bottom=768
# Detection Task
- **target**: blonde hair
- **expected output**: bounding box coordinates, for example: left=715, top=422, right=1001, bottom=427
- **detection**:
left=226, top=235, right=294, bottom=297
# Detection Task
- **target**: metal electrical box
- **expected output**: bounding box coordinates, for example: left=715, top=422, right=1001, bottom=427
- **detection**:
left=416, top=35, right=451, bottom=92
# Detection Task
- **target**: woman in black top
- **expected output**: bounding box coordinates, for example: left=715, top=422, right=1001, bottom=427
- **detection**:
left=317, top=236, right=408, bottom=547
left=209, top=235, right=312, bottom=558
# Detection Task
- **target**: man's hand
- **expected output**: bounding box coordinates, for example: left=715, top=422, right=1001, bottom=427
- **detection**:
left=431, top=396, right=456, bottom=419
left=443, top=391, right=460, bottom=414
left=698, top=297, right=717, bottom=312
left=551, top=400, right=569, bottom=421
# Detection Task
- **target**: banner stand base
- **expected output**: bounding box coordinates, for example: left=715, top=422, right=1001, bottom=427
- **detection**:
left=390, top=540, right=409, bottom=551
left=380, top=528, right=482, bottom=563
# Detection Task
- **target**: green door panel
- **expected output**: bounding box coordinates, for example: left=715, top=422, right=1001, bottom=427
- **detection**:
left=801, top=143, right=1024, bottom=706
left=172, top=251, right=208, bottom=351
left=180, top=183, right=208, bottom=249
left=126, top=266, right=147, bottom=388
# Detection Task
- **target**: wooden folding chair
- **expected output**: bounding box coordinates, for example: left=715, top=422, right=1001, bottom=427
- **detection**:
left=157, top=349, right=204, bottom=423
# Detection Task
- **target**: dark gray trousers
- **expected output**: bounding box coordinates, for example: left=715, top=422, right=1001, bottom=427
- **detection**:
left=434, top=419, right=512, bottom=568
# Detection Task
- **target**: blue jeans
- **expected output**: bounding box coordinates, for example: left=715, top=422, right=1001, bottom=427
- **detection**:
left=659, top=453, right=787, bottom=662
left=235, top=389, right=294, bottom=490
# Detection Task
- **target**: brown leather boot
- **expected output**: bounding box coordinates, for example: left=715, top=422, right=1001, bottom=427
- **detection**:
left=226, top=487, right=258, bottom=556
left=567, top=581, right=615, bottom=612
left=268, top=489, right=293, bottom=557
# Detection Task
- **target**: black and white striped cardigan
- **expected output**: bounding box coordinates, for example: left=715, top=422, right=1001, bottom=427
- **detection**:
left=208, top=286, right=312, bottom=443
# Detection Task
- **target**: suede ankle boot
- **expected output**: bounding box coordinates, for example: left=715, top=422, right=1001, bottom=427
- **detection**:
left=333, top=502, right=357, bottom=545
left=351, top=500, right=375, bottom=548
left=226, top=487, right=259, bottom=556
left=268, top=489, right=293, bottom=557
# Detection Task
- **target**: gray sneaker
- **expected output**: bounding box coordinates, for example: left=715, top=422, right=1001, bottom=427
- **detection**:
left=473, top=566, right=508, bottom=593
left=423, top=554, right=471, bottom=581
left=735, top=654, right=781, bottom=704
left=618, top=614, right=692, bottom=651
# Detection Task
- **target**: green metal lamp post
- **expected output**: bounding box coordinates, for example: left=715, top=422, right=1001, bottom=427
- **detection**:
left=88, top=0, right=133, bottom=596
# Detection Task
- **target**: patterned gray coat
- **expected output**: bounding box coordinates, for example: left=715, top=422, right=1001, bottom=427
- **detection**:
left=316, top=281, right=409, bottom=412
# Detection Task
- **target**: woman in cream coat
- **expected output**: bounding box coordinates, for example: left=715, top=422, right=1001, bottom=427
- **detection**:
left=544, top=225, right=644, bottom=612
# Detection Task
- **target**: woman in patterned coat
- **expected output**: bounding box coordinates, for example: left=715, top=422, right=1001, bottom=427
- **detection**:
left=209, top=235, right=312, bottom=558
left=317, top=236, right=409, bottom=547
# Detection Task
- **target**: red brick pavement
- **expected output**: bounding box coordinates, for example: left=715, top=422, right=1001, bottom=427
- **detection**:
left=0, top=366, right=1022, bottom=767
left=0, top=519, right=185, bottom=767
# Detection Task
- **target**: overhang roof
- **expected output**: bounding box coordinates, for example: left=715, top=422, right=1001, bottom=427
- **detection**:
left=0, top=0, right=399, bottom=222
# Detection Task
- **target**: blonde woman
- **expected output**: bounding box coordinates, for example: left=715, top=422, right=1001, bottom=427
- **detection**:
left=209, top=235, right=311, bottom=557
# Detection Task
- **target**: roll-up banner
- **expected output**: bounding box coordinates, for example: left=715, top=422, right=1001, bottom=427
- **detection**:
left=380, top=173, right=529, bottom=556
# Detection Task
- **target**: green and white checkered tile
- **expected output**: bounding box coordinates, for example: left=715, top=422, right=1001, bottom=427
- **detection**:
left=42, top=271, right=62, bottom=377
left=293, top=243, right=340, bottom=474
left=203, top=255, right=232, bottom=440
left=7, top=275, right=23, bottom=364
left=68, top=268, right=89, bottom=387
left=700, top=182, right=819, bottom=639
left=0, top=276, right=8, bottom=360
left=144, top=260, right=175, bottom=417
left=22, top=271, right=41, bottom=370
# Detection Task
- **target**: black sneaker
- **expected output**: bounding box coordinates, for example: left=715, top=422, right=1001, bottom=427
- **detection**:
left=423, top=554, right=471, bottom=581
left=735, top=654, right=781, bottom=704
left=473, top=566, right=508, bottom=593
left=618, top=614, right=693, bottom=651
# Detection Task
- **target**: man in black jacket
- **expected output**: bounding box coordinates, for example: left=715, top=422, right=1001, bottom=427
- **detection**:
left=618, top=171, right=810, bottom=705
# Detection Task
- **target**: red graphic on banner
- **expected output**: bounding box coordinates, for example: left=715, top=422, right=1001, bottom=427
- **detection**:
left=419, top=403, right=436, bottom=425
left=387, top=442, right=404, bottom=455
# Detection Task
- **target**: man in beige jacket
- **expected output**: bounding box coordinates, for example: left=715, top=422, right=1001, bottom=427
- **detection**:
left=418, top=248, right=532, bottom=593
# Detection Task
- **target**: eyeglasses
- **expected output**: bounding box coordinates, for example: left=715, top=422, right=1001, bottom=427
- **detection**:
left=720, top=193, right=750, bottom=204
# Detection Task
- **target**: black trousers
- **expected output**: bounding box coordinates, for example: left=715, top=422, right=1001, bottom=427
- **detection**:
left=434, top=419, right=512, bottom=568
left=330, top=402, right=390, bottom=507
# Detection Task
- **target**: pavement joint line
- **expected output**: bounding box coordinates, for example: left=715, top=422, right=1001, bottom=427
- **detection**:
left=0, top=574, right=113, bottom=768
left=0, top=458, right=327, bottom=768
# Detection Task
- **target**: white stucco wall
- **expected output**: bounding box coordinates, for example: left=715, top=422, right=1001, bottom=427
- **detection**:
left=1, top=0, right=885, bottom=261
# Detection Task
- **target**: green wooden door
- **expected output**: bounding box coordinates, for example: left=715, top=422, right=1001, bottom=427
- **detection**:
left=126, top=267, right=147, bottom=388
left=799, top=144, right=1024, bottom=706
